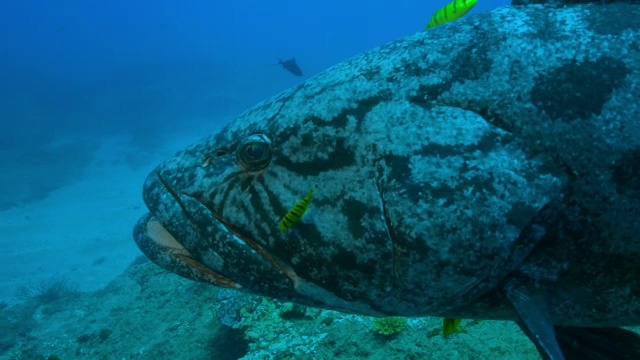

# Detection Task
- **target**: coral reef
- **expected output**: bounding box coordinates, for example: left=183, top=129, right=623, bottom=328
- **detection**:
left=1, top=259, right=637, bottom=360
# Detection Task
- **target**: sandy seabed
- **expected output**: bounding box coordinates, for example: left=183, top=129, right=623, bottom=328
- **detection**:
left=0, top=129, right=209, bottom=305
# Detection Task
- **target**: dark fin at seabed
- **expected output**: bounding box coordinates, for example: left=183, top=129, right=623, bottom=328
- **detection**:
left=504, top=277, right=566, bottom=360
left=555, top=326, right=640, bottom=360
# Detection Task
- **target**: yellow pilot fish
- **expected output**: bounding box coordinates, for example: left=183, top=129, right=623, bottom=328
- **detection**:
left=425, top=0, right=478, bottom=29
left=279, top=188, right=314, bottom=231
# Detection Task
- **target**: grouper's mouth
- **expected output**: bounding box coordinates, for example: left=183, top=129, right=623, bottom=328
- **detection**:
left=135, top=213, right=242, bottom=289
left=132, top=169, right=243, bottom=289
left=135, top=169, right=340, bottom=302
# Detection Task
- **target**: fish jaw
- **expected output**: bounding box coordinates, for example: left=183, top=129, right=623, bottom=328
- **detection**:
left=132, top=164, right=392, bottom=315
left=133, top=212, right=241, bottom=289
left=133, top=168, right=298, bottom=295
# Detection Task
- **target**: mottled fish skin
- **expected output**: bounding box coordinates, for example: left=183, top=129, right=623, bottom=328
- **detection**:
left=134, top=3, right=640, bottom=328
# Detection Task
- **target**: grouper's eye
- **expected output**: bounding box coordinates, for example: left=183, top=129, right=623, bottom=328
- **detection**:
left=236, top=134, right=272, bottom=172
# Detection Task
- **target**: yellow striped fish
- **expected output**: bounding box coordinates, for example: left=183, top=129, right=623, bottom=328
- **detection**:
left=279, top=189, right=314, bottom=231
left=425, top=0, right=478, bottom=29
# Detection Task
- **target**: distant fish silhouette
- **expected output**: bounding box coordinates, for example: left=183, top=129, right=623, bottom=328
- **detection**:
left=277, top=57, right=304, bottom=77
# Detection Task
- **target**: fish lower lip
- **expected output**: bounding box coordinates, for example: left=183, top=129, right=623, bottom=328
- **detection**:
left=139, top=215, right=241, bottom=288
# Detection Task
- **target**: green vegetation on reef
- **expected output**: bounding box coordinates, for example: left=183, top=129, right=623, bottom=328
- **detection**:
left=372, top=317, right=408, bottom=336
left=14, top=277, right=79, bottom=304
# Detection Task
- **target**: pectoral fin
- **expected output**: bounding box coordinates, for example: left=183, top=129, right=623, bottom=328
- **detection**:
left=504, top=277, right=565, bottom=360
left=504, top=277, right=640, bottom=360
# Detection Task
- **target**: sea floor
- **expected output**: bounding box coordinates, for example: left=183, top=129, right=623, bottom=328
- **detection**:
left=0, top=258, right=545, bottom=360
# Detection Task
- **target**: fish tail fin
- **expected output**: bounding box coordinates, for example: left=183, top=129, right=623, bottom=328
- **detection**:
left=555, top=326, right=640, bottom=360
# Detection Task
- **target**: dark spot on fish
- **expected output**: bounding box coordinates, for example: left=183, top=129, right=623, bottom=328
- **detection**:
left=449, top=33, right=499, bottom=82
left=505, top=202, right=539, bottom=229
left=475, top=130, right=512, bottom=153
left=612, top=149, right=640, bottom=196
left=335, top=249, right=378, bottom=277
left=300, top=133, right=314, bottom=147
left=277, top=123, right=302, bottom=143
left=342, top=199, right=374, bottom=240
left=586, top=3, right=640, bottom=36
left=273, top=136, right=355, bottom=176
left=408, top=82, right=452, bottom=110
left=332, top=91, right=392, bottom=130
left=399, top=61, right=429, bottom=78
left=387, top=53, right=433, bottom=82
left=528, top=9, right=572, bottom=42
left=302, top=92, right=390, bottom=131
left=419, top=140, right=460, bottom=157
left=531, top=56, right=629, bottom=121
left=468, top=172, right=500, bottom=198
left=385, top=153, right=412, bottom=180
left=425, top=183, right=456, bottom=206
left=384, top=153, right=425, bottom=204
left=315, top=247, right=387, bottom=303
left=307, top=115, right=348, bottom=131
left=360, top=65, right=382, bottom=80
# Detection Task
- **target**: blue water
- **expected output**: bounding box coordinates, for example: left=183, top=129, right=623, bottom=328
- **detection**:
left=0, top=0, right=508, bottom=147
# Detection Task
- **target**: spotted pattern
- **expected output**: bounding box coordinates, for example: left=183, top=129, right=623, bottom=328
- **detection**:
left=531, top=56, right=629, bottom=121
left=134, top=2, right=640, bottom=328
left=587, top=2, right=640, bottom=35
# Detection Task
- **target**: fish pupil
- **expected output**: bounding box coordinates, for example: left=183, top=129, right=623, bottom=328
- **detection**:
left=245, top=143, right=266, bottom=160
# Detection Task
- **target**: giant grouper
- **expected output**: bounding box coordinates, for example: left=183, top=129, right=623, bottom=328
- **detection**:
left=133, top=0, right=640, bottom=359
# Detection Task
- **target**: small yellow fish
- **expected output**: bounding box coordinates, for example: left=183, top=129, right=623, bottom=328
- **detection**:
left=279, top=189, right=314, bottom=231
left=425, top=0, right=478, bottom=29
left=442, top=318, right=462, bottom=336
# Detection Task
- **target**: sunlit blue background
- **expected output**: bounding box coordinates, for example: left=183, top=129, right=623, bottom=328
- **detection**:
left=0, top=0, right=509, bottom=148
